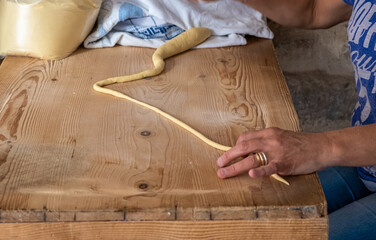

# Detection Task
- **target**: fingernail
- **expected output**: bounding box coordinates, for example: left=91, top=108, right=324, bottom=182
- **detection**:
left=218, top=168, right=226, bottom=178
left=217, top=157, right=223, bottom=167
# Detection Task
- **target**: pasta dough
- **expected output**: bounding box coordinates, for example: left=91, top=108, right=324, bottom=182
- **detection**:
left=93, top=27, right=289, bottom=185
left=0, top=0, right=101, bottom=60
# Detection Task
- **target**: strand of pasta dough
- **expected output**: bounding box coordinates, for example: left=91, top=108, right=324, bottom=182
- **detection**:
left=93, top=27, right=289, bottom=186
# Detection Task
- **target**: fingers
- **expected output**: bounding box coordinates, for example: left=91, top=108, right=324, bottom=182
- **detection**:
left=217, top=139, right=262, bottom=167
left=216, top=128, right=285, bottom=180
left=248, top=163, right=278, bottom=178
left=217, top=154, right=259, bottom=179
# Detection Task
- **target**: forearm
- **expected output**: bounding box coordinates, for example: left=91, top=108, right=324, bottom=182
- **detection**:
left=324, top=124, right=376, bottom=168
left=238, top=0, right=315, bottom=28
left=238, top=0, right=352, bottom=29
left=216, top=124, right=376, bottom=179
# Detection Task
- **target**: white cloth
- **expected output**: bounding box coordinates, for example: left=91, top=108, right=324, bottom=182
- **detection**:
left=84, top=0, right=273, bottom=49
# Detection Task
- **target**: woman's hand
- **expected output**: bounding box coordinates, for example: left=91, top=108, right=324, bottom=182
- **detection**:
left=216, top=127, right=333, bottom=179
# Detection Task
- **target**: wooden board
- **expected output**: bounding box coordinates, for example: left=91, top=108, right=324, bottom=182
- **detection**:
left=0, top=39, right=327, bottom=239
left=0, top=219, right=328, bottom=240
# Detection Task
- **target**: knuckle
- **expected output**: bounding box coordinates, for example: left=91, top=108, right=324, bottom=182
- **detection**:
left=250, top=155, right=259, bottom=166
left=265, top=127, right=281, bottom=136
left=236, top=133, right=246, bottom=143
left=269, top=138, right=282, bottom=148
left=238, top=141, right=249, bottom=152
left=228, top=164, right=237, bottom=175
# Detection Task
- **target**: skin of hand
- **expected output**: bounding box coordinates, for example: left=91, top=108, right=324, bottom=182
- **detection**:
left=216, top=127, right=331, bottom=179
left=190, top=0, right=352, bottom=29
left=217, top=124, right=376, bottom=180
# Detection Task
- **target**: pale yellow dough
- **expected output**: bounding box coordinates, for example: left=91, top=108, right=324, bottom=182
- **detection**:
left=93, top=27, right=289, bottom=186
left=0, top=0, right=101, bottom=60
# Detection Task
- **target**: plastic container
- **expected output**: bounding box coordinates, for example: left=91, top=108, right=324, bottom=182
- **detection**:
left=0, top=0, right=102, bottom=60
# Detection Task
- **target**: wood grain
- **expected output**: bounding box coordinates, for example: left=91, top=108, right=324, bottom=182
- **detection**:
left=0, top=219, right=328, bottom=240
left=0, top=39, right=326, bottom=237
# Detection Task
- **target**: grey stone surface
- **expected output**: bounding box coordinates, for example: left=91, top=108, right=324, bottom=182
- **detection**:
left=269, top=21, right=353, bottom=76
left=269, top=22, right=357, bottom=132
left=284, top=71, right=357, bottom=132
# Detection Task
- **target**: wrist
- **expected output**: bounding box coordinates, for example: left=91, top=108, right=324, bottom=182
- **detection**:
left=318, top=131, right=343, bottom=169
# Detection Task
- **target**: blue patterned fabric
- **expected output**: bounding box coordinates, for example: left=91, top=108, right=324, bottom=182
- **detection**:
left=113, top=16, right=184, bottom=40
left=115, top=2, right=184, bottom=40
left=85, top=0, right=184, bottom=48
left=344, top=0, right=376, bottom=191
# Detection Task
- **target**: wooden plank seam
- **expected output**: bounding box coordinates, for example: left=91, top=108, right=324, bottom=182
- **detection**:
left=0, top=205, right=323, bottom=223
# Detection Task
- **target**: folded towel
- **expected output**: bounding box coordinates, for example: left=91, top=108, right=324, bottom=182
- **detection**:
left=84, top=0, right=273, bottom=49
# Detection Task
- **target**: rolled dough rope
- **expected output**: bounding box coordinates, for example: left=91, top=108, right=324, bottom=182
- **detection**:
left=93, top=27, right=289, bottom=186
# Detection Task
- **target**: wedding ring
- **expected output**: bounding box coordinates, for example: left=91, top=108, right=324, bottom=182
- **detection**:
left=254, top=152, right=288, bottom=185
left=255, top=152, right=263, bottom=166
left=260, top=152, right=268, bottom=165
left=255, top=152, right=268, bottom=166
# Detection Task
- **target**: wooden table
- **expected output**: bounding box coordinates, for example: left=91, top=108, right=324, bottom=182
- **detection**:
left=0, top=39, right=327, bottom=239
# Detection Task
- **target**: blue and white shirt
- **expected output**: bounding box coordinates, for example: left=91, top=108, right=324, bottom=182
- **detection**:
left=344, top=0, right=376, bottom=191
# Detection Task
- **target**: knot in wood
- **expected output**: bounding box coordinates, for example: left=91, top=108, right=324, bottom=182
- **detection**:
left=140, top=131, right=151, bottom=137
left=138, top=183, right=148, bottom=190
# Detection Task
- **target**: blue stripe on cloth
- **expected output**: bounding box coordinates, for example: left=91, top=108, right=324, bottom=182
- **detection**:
left=358, top=167, right=376, bottom=183
left=119, top=2, right=144, bottom=21
left=343, top=0, right=354, bottom=6
left=113, top=16, right=185, bottom=40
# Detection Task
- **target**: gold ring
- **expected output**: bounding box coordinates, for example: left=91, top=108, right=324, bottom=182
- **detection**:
left=254, top=153, right=261, bottom=166
left=260, top=152, right=268, bottom=165
left=255, top=152, right=268, bottom=166
left=255, top=152, right=262, bottom=166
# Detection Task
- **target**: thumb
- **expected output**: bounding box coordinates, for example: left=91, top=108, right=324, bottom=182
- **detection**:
left=249, top=163, right=278, bottom=178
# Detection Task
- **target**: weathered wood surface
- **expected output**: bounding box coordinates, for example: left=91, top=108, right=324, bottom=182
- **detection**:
left=0, top=219, right=327, bottom=240
left=0, top=39, right=327, bottom=238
